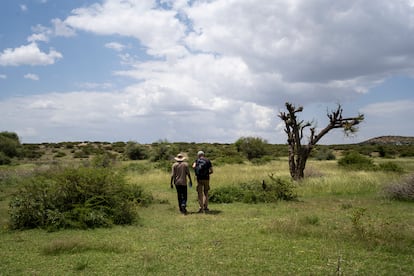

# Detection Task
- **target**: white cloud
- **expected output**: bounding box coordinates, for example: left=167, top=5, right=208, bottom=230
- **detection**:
left=105, top=42, right=126, bottom=52
left=361, top=100, right=414, bottom=117
left=0, top=42, right=62, bottom=66
left=24, top=73, right=39, bottom=81
left=64, top=0, right=188, bottom=57
left=27, top=33, right=49, bottom=43
left=62, top=0, right=414, bottom=106
left=76, top=82, right=113, bottom=90
left=27, top=20, right=75, bottom=43
left=2, top=0, right=414, bottom=143
left=0, top=74, right=6, bottom=79
left=20, top=4, right=27, bottom=12
left=51, top=18, right=76, bottom=37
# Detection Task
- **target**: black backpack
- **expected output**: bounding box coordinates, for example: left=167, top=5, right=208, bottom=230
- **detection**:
left=195, top=158, right=209, bottom=177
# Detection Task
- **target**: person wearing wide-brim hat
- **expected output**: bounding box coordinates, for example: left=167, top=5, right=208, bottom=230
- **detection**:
left=170, top=153, right=192, bottom=214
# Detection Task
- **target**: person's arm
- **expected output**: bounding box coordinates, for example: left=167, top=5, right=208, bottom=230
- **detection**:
left=170, top=165, right=174, bottom=188
left=186, top=165, right=192, bottom=187
left=188, top=173, right=193, bottom=187
left=209, top=160, right=213, bottom=174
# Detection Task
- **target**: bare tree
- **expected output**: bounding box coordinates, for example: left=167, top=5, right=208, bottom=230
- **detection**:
left=278, top=102, right=364, bottom=180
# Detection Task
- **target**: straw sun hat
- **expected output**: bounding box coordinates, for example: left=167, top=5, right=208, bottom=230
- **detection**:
left=174, top=153, right=187, bottom=162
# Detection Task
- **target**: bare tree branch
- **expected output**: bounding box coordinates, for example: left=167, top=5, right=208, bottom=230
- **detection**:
left=279, top=102, right=364, bottom=180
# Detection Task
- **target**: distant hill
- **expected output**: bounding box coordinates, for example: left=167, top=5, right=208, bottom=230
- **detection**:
left=360, top=136, right=414, bottom=145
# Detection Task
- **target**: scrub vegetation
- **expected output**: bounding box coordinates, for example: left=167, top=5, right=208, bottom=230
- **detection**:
left=1, top=134, right=414, bottom=275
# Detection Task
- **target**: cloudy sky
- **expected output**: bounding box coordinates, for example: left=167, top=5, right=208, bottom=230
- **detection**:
left=1, top=0, right=413, bottom=144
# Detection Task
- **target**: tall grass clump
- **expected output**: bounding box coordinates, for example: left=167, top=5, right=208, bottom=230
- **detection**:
left=383, top=173, right=414, bottom=201
left=8, top=167, right=152, bottom=230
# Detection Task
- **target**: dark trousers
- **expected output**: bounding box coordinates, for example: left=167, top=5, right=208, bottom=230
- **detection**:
left=175, top=185, right=188, bottom=211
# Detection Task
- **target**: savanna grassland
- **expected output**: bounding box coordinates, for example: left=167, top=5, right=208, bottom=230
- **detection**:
left=0, top=141, right=414, bottom=275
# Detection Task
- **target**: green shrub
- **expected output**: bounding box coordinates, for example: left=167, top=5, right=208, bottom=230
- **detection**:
left=153, top=160, right=173, bottom=173
left=213, top=155, right=245, bottom=166
left=383, top=174, right=414, bottom=201
left=91, top=153, right=116, bottom=168
left=73, top=151, right=89, bottom=159
left=22, top=144, right=44, bottom=159
left=377, top=162, right=404, bottom=173
left=314, top=147, right=336, bottom=160
left=235, top=137, right=268, bottom=160
left=337, top=151, right=375, bottom=170
left=251, top=156, right=273, bottom=165
left=209, top=176, right=297, bottom=204
left=0, top=131, right=21, bottom=158
left=8, top=167, right=152, bottom=230
left=150, top=140, right=177, bottom=162
left=122, top=162, right=154, bottom=174
left=0, top=152, right=11, bottom=165
left=125, top=142, right=148, bottom=160
left=54, top=151, right=67, bottom=158
left=209, top=186, right=244, bottom=203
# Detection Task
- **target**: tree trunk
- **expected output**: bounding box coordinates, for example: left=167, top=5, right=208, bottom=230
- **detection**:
left=289, top=145, right=311, bottom=180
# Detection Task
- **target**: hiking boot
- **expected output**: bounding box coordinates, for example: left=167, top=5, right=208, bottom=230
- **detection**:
left=204, top=207, right=209, bottom=212
left=197, top=208, right=204, bottom=213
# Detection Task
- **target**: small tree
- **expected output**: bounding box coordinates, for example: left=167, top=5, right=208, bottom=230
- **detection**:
left=279, top=102, right=364, bottom=180
left=0, top=131, right=22, bottom=160
left=235, top=136, right=268, bottom=160
left=125, top=141, right=148, bottom=160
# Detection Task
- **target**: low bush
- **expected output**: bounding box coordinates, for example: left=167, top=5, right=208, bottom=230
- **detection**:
left=337, top=151, right=376, bottom=170
left=0, top=132, right=22, bottom=158
left=125, top=142, right=148, bottom=160
left=122, top=162, right=154, bottom=174
left=377, top=161, right=404, bottom=173
left=153, top=160, right=173, bottom=173
left=210, top=175, right=297, bottom=204
left=314, top=147, right=336, bottom=160
left=8, top=167, right=152, bottom=230
left=213, top=155, right=245, bottom=166
left=251, top=156, right=273, bottom=165
left=383, top=173, right=414, bottom=201
left=0, top=152, right=11, bottom=165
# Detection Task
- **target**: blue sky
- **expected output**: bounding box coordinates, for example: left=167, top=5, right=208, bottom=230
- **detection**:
left=0, top=0, right=413, bottom=144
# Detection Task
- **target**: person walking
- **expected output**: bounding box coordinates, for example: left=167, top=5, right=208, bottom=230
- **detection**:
left=192, top=151, right=213, bottom=213
left=171, top=153, right=192, bottom=214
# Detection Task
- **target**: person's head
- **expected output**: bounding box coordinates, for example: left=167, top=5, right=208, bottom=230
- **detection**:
left=174, top=153, right=186, bottom=162
left=197, top=150, right=205, bottom=158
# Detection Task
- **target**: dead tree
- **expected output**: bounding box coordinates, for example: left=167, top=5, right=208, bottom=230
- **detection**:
left=278, top=102, right=364, bottom=180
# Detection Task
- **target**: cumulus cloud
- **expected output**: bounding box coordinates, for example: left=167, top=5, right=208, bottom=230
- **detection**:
left=0, top=42, right=62, bottom=66
left=28, top=19, right=75, bottom=43
left=2, top=0, right=414, bottom=143
left=63, top=0, right=414, bottom=106
left=64, top=0, right=188, bottom=57
left=24, top=73, right=40, bottom=81
left=51, top=18, right=76, bottom=37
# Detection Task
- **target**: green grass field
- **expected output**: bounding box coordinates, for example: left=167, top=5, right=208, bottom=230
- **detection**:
left=1, top=158, right=413, bottom=275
